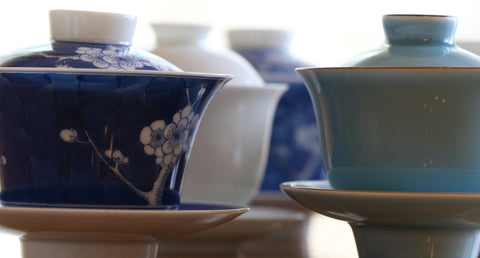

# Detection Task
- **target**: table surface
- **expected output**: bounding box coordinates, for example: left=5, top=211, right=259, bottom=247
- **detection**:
left=0, top=198, right=359, bottom=258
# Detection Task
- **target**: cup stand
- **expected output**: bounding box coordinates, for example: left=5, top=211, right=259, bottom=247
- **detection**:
left=17, top=221, right=480, bottom=258
left=0, top=203, right=248, bottom=258
left=280, top=180, right=480, bottom=258
left=350, top=223, right=480, bottom=258
left=21, top=232, right=159, bottom=258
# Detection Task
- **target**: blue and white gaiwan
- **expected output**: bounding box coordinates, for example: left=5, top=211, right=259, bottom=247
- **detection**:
left=0, top=10, right=231, bottom=209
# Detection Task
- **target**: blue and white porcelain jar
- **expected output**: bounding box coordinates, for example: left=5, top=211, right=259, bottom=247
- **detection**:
left=0, top=10, right=231, bottom=209
left=228, top=29, right=325, bottom=191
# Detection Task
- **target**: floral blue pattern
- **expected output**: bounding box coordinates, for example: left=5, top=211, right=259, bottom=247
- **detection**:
left=40, top=46, right=165, bottom=70
left=0, top=72, right=227, bottom=208
left=58, top=87, right=204, bottom=206
left=140, top=104, right=200, bottom=166
left=64, top=46, right=161, bottom=70
left=1, top=42, right=180, bottom=71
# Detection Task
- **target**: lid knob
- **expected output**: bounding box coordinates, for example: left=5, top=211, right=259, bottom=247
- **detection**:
left=383, top=15, right=457, bottom=46
left=49, top=10, right=137, bottom=45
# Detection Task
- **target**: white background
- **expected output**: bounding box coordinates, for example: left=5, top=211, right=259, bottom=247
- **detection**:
left=1, top=0, right=480, bottom=66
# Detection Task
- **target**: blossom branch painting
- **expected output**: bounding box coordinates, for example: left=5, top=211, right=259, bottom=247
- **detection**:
left=59, top=87, right=205, bottom=205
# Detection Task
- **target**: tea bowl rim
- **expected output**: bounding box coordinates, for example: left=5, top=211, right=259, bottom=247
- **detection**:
left=296, top=66, right=480, bottom=72
left=0, top=67, right=233, bottom=80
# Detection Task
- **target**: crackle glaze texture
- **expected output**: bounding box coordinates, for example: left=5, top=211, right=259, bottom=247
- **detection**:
left=0, top=72, right=224, bottom=208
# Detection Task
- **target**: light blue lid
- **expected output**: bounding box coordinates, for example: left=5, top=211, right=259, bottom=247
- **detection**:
left=344, top=15, right=480, bottom=67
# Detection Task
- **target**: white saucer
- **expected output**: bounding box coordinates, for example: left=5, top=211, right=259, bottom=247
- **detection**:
left=280, top=180, right=480, bottom=258
left=0, top=203, right=248, bottom=239
left=0, top=203, right=248, bottom=258
left=174, top=205, right=305, bottom=240
left=281, top=180, right=480, bottom=226
left=157, top=205, right=306, bottom=255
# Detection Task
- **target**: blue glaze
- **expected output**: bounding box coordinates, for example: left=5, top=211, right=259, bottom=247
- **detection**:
left=297, top=67, right=480, bottom=192
left=0, top=41, right=180, bottom=71
left=0, top=71, right=228, bottom=208
left=328, top=167, right=480, bottom=192
left=178, top=202, right=245, bottom=211
left=0, top=10, right=233, bottom=209
left=233, top=44, right=325, bottom=191
left=344, top=15, right=480, bottom=67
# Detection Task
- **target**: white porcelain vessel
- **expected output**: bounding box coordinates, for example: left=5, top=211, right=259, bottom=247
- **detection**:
left=151, top=23, right=287, bottom=205
left=227, top=29, right=324, bottom=193
left=151, top=23, right=264, bottom=87
left=0, top=203, right=247, bottom=258
left=49, top=9, right=137, bottom=45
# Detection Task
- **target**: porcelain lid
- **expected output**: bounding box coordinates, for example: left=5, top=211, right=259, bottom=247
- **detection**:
left=0, top=10, right=183, bottom=72
left=151, top=23, right=265, bottom=86
left=343, top=14, right=480, bottom=67
left=50, top=10, right=137, bottom=45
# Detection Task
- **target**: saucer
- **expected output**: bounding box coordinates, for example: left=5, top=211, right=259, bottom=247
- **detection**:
left=281, top=180, right=480, bottom=258
left=0, top=203, right=248, bottom=258
left=157, top=205, right=305, bottom=255
left=281, top=180, right=480, bottom=226
left=160, top=205, right=305, bottom=241
left=0, top=202, right=248, bottom=239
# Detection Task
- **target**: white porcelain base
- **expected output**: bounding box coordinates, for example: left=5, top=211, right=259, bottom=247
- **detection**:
left=281, top=180, right=480, bottom=258
left=157, top=205, right=305, bottom=255
left=352, top=225, right=480, bottom=258
left=21, top=232, right=159, bottom=258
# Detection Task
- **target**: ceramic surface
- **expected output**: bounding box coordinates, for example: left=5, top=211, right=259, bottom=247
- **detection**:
left=228, top=29, right=325, bottom=192
left=2, top=10, right=179, bottom=71
left=161, top=205, right=305, bottom=242
left=1, top=42, right=179, bottom=71
left=0, top=68, right=230, bottom=208
left=182, top=85, right=286, bottom=205
left=151, top=23, right=286, bottom=205
left=157, top=205, right=306, bottom=255
left=281, top=180, right=480, bottom=258
left=0, top=10, right=231, bottom=209
left=297, top=67, right=480, bottom=192
left=151, top=23, right=263, bottom=86
left=0, top=202, right=247, bottom=237
left=344, top=15, right=480, bottom=66
left=0, top=202, right=247, bottom=258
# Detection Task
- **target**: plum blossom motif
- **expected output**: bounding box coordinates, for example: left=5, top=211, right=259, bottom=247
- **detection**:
left=41, top=46, right=163, bottom=70
left=140, top=120, right=167, bottom=165
left=58, top=86, right=206, bottom=205
left=140, top=105, right=199, bottom=167
left=74, top=46, right=158, bottom=70
left=59, top=128, right=78, bottom=143
left=105, top=150, right=129, bottom=165
left=60, top=129, right=130, bottom=167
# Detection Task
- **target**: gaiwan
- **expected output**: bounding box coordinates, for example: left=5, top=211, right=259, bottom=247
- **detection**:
left=0, top=10, right=231, bottom=209
left=297, top=14, right=480, bottom=193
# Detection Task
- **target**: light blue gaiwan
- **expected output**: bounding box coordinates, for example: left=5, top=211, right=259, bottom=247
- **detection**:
left=0, top=10, right=231, bottom=209
left=344, top=14, right=480, bottom=66
left=297, top=14, right=480, bottom=192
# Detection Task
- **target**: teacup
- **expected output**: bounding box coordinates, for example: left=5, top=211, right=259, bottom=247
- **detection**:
left=151, top=23, right=287, bottom=205
left=297, top=67, right=480, bottom=192
left=0, top=10, right=231, bottom=209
